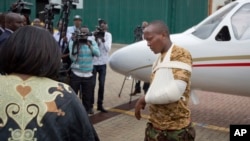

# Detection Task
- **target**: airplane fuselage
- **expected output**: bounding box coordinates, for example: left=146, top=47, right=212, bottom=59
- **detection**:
left=172, top=33, right=250, bottom=97
left=109, top=0, right=250, bottom=97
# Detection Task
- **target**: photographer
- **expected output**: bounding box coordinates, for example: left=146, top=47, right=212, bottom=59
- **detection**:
left=69, top=26, right=100, bottom=115
left=91, top=20, right=112, bottom=113
left=134, top=21, right=148, bottom=42
left=131, top=21, right=150, bottom=96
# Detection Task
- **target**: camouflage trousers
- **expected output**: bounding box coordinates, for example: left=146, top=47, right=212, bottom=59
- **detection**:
left=144, top=122, right=195, bottom=141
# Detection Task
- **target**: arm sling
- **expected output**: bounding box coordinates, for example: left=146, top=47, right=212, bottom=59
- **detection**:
left=145, top=45, right=192, bottom=104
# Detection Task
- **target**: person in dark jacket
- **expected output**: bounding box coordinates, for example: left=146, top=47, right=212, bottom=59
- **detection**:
left=0, top=12, right=23, bottom=46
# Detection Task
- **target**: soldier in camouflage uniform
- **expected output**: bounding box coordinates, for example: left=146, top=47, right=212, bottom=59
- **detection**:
left=135, top=20, right=195, bottom=141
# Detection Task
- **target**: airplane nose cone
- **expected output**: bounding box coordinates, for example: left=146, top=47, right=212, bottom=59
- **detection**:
left=109, top=40, right=157, bottom=82
left=109, top=46, right=130, bottom=75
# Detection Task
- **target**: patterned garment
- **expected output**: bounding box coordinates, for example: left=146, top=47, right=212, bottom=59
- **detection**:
left=148, top=45, right=193, bottom=130
left=144, top=122, right=195, bottom=141
left=0, top=75, right=99, bottom=141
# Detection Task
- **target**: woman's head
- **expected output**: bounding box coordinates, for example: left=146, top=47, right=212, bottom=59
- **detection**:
left=0, top=25, right=61, bottom=79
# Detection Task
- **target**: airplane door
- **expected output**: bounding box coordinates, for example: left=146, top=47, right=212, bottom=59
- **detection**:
left=230, top=3, right=250, bottom=41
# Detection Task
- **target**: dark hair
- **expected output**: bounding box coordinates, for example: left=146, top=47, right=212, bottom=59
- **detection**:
left=23, top=14, right=31, bottom=25
left=98, top=19, right=106, bottom=25
left=148, top=20, right=170, bottom=37
left=0, top=25, right=61, bottom=79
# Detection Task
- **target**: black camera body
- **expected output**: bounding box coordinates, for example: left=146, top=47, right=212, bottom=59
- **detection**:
left=39, top=3, right=60, bottom=22
left=10, top=0, right=33, bottom=15
left=93, top=18, right=106, bottom=38
left=73, top=30, right=93, bottom=44
left=134, top=25, right=143, bottom=42
left=44, top=4, right=60, bottom=15
left=94, top=26, right=105, bottom=38
left=71, top=30, right=93, bottom=56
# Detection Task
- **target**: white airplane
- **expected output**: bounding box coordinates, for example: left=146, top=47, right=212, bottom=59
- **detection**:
left=109, top=0, right=250, bottom=97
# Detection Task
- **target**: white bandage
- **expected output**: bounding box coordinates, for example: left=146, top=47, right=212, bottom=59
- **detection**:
left=145, top=68, right=187, bottom=104
left=145, top=44, right=191, bottom=104
left=154, top=61, right=192, bottom=72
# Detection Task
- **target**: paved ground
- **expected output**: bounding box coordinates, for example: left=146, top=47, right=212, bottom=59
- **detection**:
left=90, top=43, right=250, bottom=141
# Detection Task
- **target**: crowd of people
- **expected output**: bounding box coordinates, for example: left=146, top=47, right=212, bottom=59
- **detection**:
left=0, top=12, right=112, bottom=114
left=0, top=12, right=113, bottom=141
left=0, top=11, right=195, bottom=141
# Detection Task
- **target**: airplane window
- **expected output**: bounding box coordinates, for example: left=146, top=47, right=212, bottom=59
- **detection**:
left=241, top=26, right=250, bottom=40
left=215, top=26, right=231, bottom=41
left=192, top=20, right=220, bottom=39
left=231, top=3, right=250, bottom=40
left=192, top=3, right=237, bottom=39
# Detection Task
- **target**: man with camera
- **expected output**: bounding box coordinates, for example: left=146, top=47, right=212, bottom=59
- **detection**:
left=68, top=26, right=100, bottom=115
left=131, top=21, right=150, bottom=96
left=90, top=20, right=112, bottom=113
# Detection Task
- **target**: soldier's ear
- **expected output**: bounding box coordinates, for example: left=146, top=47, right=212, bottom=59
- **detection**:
left=160, top=31, right=167, bottom=39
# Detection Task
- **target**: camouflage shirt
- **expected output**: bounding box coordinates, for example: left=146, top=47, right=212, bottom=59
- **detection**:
left=148, top=45, right=193, bottom=130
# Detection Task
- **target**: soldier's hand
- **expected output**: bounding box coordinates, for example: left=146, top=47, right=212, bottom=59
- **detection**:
left=134, top=95, right=146, bottom=120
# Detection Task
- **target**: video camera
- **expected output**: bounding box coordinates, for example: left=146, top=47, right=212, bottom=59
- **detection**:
left=94, top=18, right=106, bottom=38
left=134, top=25, right=143, bottom=42
left=39, top=3, right=60, bottom=22
left=9, top=0, right=33, bottom=15
left=62, top=0, right=78, bottom=9
left=71, top=28, right=93, bottom=56
left=94, top=26, right=105, bottom=38
left=39, top=2, right=62, bottom=33
left=72, top=29, right=93, bottom=44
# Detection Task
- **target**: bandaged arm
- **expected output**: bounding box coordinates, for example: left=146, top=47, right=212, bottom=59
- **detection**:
left=145, top=80, right=187, bottom=104
left=145, top=63, right=189, bottom=104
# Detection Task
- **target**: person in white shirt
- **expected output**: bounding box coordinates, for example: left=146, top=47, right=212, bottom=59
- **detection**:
left=90, top=20, right=112, bottom=113
left=67, top=15, right=82, bottom=35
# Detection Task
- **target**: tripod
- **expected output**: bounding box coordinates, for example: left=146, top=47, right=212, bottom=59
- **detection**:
left=118, top=75, right=135, bottom=104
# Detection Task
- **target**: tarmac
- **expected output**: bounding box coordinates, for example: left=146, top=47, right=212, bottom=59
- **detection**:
left=89, top=43, right=250, bottom=141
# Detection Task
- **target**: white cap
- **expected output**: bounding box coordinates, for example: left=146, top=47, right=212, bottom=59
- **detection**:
left=73, top=15, right=82, bottom=21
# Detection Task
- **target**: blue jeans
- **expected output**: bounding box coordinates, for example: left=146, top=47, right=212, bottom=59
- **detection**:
left=91, top=64, right=106, bottom=108
left=69, top=72, right=93, bottom=113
